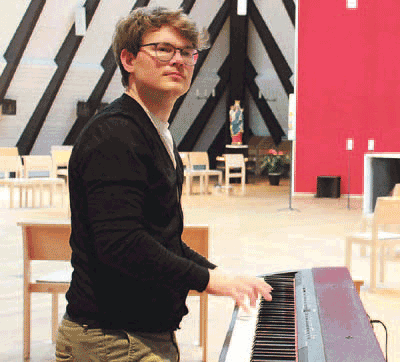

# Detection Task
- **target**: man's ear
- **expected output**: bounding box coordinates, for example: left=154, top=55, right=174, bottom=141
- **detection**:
left=120, top=49, right=136, bottom=73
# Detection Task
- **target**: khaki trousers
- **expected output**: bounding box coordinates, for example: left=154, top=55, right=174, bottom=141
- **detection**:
left=56, top=317, right=179, bottom=362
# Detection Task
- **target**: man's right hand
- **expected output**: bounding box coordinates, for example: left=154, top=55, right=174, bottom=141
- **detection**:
left=205, top=269, right=273, bottom=312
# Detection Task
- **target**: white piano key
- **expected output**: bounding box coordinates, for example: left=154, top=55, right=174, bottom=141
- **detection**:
left=224, top=299, right=260, bottom=362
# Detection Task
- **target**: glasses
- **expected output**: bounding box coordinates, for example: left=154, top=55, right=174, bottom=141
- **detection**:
left=140, top=42, right=199, bottom=66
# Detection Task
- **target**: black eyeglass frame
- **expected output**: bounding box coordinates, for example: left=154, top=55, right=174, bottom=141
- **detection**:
left=139, top=42, right=199, bottom=65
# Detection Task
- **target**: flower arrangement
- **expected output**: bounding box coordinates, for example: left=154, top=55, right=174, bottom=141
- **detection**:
left=260, top=149, right=290, bottom=174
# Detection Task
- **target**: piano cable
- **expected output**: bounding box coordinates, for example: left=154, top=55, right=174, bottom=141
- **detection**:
left=369, top=316, right=388, bottom=362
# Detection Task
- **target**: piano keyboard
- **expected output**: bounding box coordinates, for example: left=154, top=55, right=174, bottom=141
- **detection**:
left=253, top=273, right=297, bottom=360
left=219, top=267, right=386, bottom=362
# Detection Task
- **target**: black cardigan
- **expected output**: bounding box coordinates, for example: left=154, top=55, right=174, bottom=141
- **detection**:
left=66, top=94, right=216, bottom=332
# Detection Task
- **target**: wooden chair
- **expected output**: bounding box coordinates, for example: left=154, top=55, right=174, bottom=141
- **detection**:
left=0, top=156, right=24, bottom=206
left=360, top=183, right=400, bottom=255
left=179, top=152, right=193, bottom=195
left=182, top=225, right=209, bottom=362
left=22, top=155, right=52, bottom=178
left=345, top=196, right=400, bottom=291
left=0, top=146, right=19, bottom=156
left=21, top=155, right=65, bottom=207
left=187, top=152, right=222, bottom=194
left=0, top=155, right=23, bottom=178
left=19, top=220, right=72, bottom=360
left=224, top=154, right=246, bottom=194
left=19, top=221, right=209, bottom=361
left=51, top=148, right=72, bottom=188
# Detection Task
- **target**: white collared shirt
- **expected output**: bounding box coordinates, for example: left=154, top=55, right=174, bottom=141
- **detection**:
left=147, top=112, right=176, bottom=169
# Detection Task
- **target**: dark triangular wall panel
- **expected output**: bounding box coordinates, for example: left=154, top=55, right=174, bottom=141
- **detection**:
left=282, top=0, right=296, bottom=26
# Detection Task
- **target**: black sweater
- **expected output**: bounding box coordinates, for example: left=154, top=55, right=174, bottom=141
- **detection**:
left=66, top=94, right=216, bottom=332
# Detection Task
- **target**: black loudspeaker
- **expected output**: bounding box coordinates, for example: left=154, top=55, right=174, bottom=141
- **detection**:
left=1, top=99, right=16, bottom=115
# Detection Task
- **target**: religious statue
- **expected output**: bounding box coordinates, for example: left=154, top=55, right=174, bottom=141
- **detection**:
left=229, top=100, right=244, bottom=144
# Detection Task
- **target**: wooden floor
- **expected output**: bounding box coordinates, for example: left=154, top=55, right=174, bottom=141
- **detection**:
left=0, top=177, right=399, bottom=361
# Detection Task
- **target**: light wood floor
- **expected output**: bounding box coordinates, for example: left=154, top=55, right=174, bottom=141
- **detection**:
left=0, top=177, right=399, bottom=361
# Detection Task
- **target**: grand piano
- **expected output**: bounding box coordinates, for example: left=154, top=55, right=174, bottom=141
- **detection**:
left=219, top=267, right=386, bottom=362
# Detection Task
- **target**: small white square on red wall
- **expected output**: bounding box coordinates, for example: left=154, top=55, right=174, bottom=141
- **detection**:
left=347, top=0, right=358, bottom=9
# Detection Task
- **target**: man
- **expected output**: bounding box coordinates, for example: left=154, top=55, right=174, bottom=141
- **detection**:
left=56, top=6, right=272, bottom=361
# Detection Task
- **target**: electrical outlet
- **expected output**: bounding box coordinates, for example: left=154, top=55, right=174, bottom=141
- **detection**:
left=368, top=139, right=375, bottom=151
left=346, top=138, right=354, bottom=151
left=347, top=0, right=357, bottom=9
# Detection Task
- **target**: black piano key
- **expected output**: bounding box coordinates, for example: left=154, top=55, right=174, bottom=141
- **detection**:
left=251, top=274, right=297, bottom=362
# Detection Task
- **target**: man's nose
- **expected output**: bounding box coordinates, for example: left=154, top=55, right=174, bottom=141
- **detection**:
left=170, top=49, right=185, bottom=64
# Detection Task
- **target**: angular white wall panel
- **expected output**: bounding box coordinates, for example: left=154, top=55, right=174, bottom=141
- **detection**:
left=193, top=90, right=228, bottom=151
left=0, top=0, right=30, bottom=56
left=248, top=20, right=290, bottom=136
left=0, top=60, right=57, bottom=147
left=72, top=0, right=135, bottom=65
left=102, top=68, right=125, bottom=103
left=31, top=63, right=104, bottom=154
left=22, top=0, right=77, bottom=61
left=189, top=0, right=226, bottom=30
left=31, top=0, right=136, bottom=154
left=254, top=0, right=295, bottom=71
left=170, top=20, right=230, bottom=145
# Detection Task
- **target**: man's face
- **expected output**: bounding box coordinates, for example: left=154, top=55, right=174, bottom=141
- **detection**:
left=128, top=25, right=196, bottom=100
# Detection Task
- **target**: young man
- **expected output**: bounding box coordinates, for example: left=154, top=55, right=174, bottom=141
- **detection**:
left=56, top=7, right=272, bottom=361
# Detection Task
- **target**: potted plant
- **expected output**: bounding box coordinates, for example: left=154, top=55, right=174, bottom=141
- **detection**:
left=260, top=149, right=289, bottom=185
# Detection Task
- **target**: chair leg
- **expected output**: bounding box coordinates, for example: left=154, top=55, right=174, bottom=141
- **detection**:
left=187, top=176, right=192, bottom=195
left=52, top=293, right=59, bottom=343
left=199, top=293, right=207, bottom=362
left=19, top=185, right=23, bottom=208
left=370, top=241, right=378, bottom=291
left=379, top=245, right=385, bottom=283
left=23, top=290, right=31, bottom=360
left=360, top=245, right=367, bottom=257
left=9, top=184, right=14, bottom=208
left=199, top=175, right=204, bottom=194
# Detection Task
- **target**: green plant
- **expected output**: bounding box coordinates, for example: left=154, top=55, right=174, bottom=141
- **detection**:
left=260, top=149, right=290, bottom=174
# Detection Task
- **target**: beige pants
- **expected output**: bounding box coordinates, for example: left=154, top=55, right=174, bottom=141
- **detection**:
left=56, top=317, right=179, bottom=362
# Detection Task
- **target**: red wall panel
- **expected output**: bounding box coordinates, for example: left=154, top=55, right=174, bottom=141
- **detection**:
left=296, top=0, right=400, bottom=195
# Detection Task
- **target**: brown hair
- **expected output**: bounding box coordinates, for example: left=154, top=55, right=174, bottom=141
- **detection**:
left=112, top=6, right=208, bottom=87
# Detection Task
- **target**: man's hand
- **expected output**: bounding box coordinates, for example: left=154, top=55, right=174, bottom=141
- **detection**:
left=205, top=269, right=273, bottom=312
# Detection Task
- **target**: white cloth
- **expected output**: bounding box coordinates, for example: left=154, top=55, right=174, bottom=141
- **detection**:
left=147, top=112, right=176, bottom=169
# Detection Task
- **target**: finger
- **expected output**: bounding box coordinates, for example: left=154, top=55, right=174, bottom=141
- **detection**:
left=248, top=286, right=258, bottom=307
left=232, top=290, right=250, bottom=313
